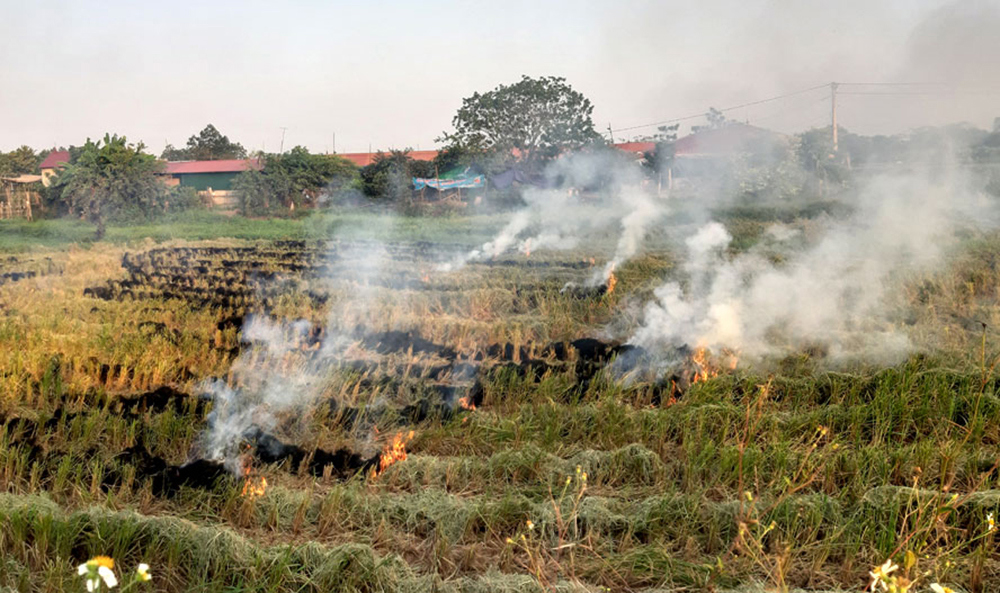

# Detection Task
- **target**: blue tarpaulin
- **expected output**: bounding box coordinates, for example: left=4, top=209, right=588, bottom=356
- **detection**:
left=413, top=175, right=484, bottom=190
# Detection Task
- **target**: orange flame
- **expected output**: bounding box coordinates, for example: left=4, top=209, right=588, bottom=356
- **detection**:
left=524, top=239, right=532, bottom=258
left=687, top=347, right=739, bottom=385
left=606, top=272, right=618, bottom=295
left=240, top=459, right=268, bottom=499
left=238, top=444, right=267, bottom=499
left=370, top=430, right=415, bottom=479
left=691, top=347, right=718, bottom=384
left=458, top=396, right=476, bottom=411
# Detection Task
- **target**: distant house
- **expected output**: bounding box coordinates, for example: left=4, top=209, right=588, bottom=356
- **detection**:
left=161, top=158, right=262, bottom=207
left=672, top=124, right=787, bottom=180
left=39, top=150, right=70, bottom=187
left=674, top=123, right=785, bottom=158
left=612, top=141, right=657, bottom=160
left=337, top=150, right=439, bottom=167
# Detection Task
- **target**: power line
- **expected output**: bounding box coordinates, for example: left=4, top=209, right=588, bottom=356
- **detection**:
left=612, top=80, right=1000, bottom=137
left=840, top=90, right=1000, bottom=96
left=751, top=93, right=830, bottom=126
left=611, top=83, right=829, bottom=133
left=838, top=82, right=950, bottom=87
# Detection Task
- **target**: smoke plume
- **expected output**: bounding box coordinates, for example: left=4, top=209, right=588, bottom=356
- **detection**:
left=441, top=150, right=667, bottom=283
left=630, top=167, right=994, bottom=367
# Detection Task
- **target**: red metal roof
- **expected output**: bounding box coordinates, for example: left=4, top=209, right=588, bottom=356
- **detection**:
left=163, top=158, right=262, bottom=175
left=674, top=124, right=784, bottom=156
left=613, top=141, right=657, bottom=154
left=337, top=150, right=439, bottom=168
left=39, top=150, right=70, bottom=170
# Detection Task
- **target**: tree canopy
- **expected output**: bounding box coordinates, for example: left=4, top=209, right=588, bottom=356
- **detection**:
left=232, top=147, right=359, bottom=215
left=0, top=146, right=40, bottom=177
left=439, top=76, right=602, bottom=172
left=359, top=150, right=434, bottom=200
left=58, top=134, right=169, bottom=238
left=161, top=124, right=247, bottom=161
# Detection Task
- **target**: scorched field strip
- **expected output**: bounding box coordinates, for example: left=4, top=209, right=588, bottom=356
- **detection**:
left=2, top=226, right=1000, bottom=592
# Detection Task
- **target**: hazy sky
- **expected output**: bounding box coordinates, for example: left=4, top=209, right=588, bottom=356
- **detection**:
left=2, top=0, right=998, bottom=154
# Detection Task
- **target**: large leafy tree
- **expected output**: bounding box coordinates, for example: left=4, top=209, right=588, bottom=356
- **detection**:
left=0, top=146, right=40, bottom=177
left=60, top=134, right=167, bottom=239
left=266, top=146, right=358, bottom=207
left=161, top=124, right=246, bottom=161
left=233, top=147, right=359, bottom=214
left=359, top=150, right=434, bottom=200
left=439, top=76, right=602, bottom=172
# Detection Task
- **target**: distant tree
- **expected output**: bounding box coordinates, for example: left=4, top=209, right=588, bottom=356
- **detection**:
left=161, top=124, right=247, bottom=161
left=232, top=167, right=272, bottom=216
left=0, top=146, right=39, bottom=177
left=359, top=149, right=434, bottom=200
left=795, top=127, right=852, bottom=190
left=265, top=146, right=358, bottom=207
left=691, top=107, right=731, bottom=133
left=231, top=147, right=358, bottom=213
left=431, top=145, right=477, bottom=176
left=641, top=123, right=679, bottom=178
left=59, top=134, right=167, bottom=239
left=439, top=75, right=602, bottom=172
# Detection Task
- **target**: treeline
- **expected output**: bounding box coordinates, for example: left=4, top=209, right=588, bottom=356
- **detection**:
left=0, top=124, right=485, bottom=236
left=5, top=73, right=1000, bottom=239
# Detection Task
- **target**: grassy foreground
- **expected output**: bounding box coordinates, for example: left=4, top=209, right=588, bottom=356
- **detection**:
left=0, top=209, right=509, bottom=251
left=1, top=210, right=1000, bottom=591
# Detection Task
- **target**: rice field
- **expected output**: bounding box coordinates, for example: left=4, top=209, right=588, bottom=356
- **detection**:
left=1, top=210, right=999, bottom=592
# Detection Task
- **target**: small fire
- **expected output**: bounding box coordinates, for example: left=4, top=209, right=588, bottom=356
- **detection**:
left=689, top=347, right=739, bottom=384
left=458, top=396, right=476, bottom=411
left=691, top=347, right=718, bottom=384
left=524, top=238, right=532, bottom=258
left=240, top=462, right=268, bottom=499
left=605, top=272, right=618, bottom=295
left=238, top=444, right=267, bottom=499
left=370, top=430, right=415, bottom=479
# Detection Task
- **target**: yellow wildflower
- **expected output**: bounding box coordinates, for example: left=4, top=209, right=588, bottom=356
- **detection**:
left=930, top=584, right=955, bottom=593
left=526, top=519, right=535, bottom=530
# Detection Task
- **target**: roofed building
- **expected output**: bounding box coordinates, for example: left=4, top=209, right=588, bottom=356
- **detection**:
left=337, top=150, right=439, bottom=168
left=39, top=150, right=70, bottom=187
left=161, top=158, right=262, bottom=207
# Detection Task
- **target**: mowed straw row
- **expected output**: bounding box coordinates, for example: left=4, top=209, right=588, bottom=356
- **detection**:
left=1, top=231, right=1000, bottom=591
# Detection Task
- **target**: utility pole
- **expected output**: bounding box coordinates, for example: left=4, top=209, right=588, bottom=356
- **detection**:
left=607, top=123, right=614, bottom=145
left=279, top=127, right=288, bottom=154
left=332, top=132, right=336, bottom=154
left=830, top=82, right=839, bottom=153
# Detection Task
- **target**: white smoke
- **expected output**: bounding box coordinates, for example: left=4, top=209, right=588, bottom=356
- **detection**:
left=198, top=219, right=398, bottom=467
left=630, top=169, right=992, bottom=366
left=440, top=150, right=666, bottom=279
left=588, top=187, right=664, bottom=285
